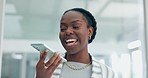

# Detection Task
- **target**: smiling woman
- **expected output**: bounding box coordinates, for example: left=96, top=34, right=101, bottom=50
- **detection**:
left=35, top=8, right=114, bottom=78
left=1, top=0, right=147, bottom=78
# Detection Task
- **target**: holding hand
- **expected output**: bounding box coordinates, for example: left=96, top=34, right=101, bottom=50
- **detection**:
left=36, top=49, right=62, bottom=78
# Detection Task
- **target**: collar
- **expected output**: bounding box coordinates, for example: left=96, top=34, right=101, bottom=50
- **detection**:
left=52, top=54, right=103, bottom=78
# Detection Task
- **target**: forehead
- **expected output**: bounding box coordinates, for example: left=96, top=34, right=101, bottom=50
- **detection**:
left=61, top=11, right=85, bottom=22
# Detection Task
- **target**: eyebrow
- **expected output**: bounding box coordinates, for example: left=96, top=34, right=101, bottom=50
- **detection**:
left=61, top=19, right=82, bottom=24
left=71, top=19, right=83, bottom=24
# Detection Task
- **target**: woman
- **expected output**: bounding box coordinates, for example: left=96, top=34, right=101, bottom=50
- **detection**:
left=36, top=8, right=114, bottom=78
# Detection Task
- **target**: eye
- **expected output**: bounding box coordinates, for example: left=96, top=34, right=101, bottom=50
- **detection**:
left=60, top=28, right=67, bottom=32
left=60, top=26, right=67, bottom=32
left=73, top=25, right=80, bottom=29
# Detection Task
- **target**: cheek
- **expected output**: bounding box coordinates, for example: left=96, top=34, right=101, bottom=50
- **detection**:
left=79, top=30, right=89, bottom=41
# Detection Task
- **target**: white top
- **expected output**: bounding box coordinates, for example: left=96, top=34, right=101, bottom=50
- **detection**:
left=60, top=62, right=92, bottom=78
left=34, top=55, right=115, bottom=78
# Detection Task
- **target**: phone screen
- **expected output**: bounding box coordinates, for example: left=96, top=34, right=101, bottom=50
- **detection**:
left=31, top=43, right=67, bottom=62
left=31, top=44, right=53, bottom=52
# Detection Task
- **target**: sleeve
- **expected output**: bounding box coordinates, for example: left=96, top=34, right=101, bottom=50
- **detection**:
left=99, top=63, right=115, bottom=78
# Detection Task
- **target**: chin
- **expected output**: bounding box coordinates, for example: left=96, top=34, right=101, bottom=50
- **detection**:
left=66, top=50, right=78, bottom=55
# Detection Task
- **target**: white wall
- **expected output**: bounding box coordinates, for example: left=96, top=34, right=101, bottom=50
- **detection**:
left=0, top=0, right=5, bottom=77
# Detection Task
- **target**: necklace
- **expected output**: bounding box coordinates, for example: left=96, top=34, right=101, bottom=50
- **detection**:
left=65, top=62, right=91, bottom=70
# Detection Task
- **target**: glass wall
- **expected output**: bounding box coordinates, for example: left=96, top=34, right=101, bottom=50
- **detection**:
left=0, top=0, right=5, bottom=77
left=144, top=0, right=148, bottom=77
left=2, top=0, right=145, bottom=78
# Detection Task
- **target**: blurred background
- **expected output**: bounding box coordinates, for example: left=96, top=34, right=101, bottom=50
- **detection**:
left=0, top=0, right=147, bottom=78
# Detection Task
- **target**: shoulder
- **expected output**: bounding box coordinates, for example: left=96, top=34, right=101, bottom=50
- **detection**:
left=91, top=56, right=115, bottom=78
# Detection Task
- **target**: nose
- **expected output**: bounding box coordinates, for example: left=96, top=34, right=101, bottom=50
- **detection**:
left=66, top=28, right=73, bottom=36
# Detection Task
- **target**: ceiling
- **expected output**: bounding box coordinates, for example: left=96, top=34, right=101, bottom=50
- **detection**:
left=3, top=0, right=144, bottom=54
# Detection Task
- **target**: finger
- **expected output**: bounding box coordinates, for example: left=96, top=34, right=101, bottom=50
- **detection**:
left=47, top=57, right=62, bottom=72
left=45, top=52, right=59, bottom=67
left=52, top=54, right=62, bottom=66
left=36, top=60, right=45, bottom=70
left=36, top=49, right=49, bottom=69
left=39, top=49, right=49, bottom=62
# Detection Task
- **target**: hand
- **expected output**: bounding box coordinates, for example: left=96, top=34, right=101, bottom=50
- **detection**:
left=36, top=49, right=62, bottom=78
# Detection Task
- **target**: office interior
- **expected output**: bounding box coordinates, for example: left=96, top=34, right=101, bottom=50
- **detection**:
left=1, top=0, right=148, bottom=78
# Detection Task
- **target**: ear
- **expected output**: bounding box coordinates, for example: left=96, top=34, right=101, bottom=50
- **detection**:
left=88, top=26, right=94, bottom=37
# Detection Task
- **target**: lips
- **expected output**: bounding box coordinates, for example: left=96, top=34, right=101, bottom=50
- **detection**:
left=64, top=38, right=78, bottom=47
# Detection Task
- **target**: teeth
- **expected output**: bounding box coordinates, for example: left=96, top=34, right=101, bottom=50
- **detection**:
left=66, top=39, right=76, bottom=43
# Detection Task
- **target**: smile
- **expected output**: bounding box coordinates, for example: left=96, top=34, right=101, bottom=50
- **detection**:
left=65, top=39, right=78, bottom=47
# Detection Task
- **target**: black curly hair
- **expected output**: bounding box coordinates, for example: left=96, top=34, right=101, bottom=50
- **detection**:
left=63, top=8, right=97, bottom=43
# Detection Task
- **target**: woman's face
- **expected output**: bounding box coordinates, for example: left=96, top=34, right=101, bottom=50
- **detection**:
left=59, top=11, right=93, bottom=54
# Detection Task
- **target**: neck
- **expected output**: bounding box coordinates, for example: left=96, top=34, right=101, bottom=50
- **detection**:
left=65, top=51, right=91, bottom=64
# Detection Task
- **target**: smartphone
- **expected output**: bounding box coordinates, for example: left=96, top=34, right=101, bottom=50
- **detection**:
left=31, top=43, right=67, bottom=62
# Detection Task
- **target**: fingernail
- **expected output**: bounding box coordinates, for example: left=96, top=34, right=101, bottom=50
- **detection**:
left=45, top=49, right=49, bottom=52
